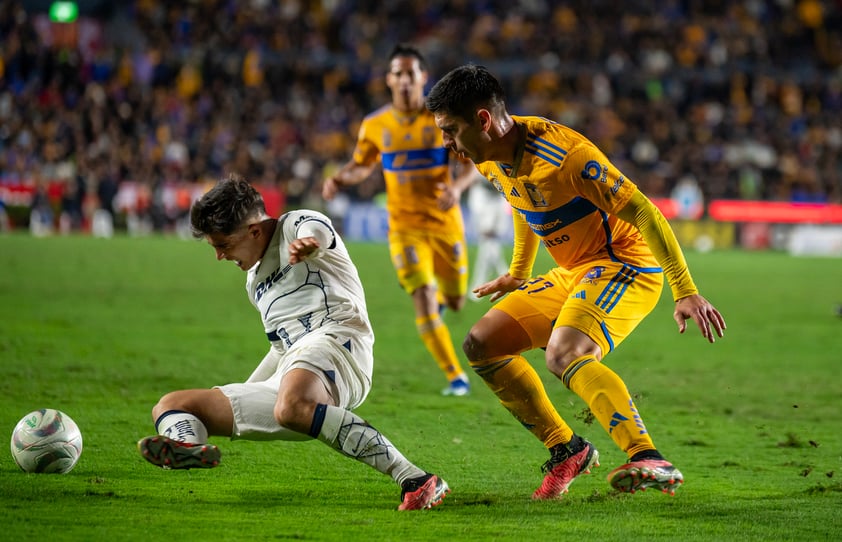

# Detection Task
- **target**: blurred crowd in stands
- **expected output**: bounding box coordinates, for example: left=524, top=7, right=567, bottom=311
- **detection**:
left=0, top=0, right=840, bottom=234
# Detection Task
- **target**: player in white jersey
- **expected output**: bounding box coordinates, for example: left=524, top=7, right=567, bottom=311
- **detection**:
left=467, top=170, right=511, bottom=299
left=137, top=174, right=449, bottom=511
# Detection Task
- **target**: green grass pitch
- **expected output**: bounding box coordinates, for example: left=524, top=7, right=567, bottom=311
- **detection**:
left=0, top=233, right=840, bottom=541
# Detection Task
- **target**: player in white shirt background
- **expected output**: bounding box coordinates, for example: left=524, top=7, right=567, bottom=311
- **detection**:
left=136, top=174, right=449, bottom=511
left=467, top=171, right=511, bottom=301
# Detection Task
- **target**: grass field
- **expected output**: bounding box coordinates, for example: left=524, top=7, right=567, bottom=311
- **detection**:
left=0, top=233, right=840, bottom=541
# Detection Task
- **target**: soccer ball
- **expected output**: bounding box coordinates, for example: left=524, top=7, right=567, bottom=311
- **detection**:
left=10, top=409, right=83, bottom=474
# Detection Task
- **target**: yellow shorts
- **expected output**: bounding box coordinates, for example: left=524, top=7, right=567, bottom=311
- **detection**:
left=388, top=229, right=468, bottom=297
left=494, top=260, right=664, bottom=355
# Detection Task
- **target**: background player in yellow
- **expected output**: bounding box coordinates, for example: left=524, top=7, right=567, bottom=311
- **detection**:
left=323, top=45, right=477, bottom=396
left=426, top=65, right=726, bottom=498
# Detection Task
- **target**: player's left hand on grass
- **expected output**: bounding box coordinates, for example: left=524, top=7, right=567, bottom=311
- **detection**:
left=289, top=237, right=320, bottom=264
left=473, top=273, right=526, bottom=303
left=674, top=294, right=726, bottom=343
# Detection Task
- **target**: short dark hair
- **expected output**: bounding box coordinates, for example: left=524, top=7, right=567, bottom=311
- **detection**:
left=388, top=43, right=427, bottom=71
left=425, top=64, right=506, bottom=122
left=189, top=173, right=266, bottom=238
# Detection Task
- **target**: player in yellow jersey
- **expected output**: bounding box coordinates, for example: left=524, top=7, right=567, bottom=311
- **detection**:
left=426, top=65, right=726, bottom=498
left=323, top=44, right=478, bottom=396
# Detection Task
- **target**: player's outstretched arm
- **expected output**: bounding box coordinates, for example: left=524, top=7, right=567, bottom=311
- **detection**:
left=322, top=163, right=377, bottom=200
left=674, top=294, right=726, bottom=343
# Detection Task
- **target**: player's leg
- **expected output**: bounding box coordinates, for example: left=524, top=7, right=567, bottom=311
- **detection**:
left=431, top=230, right=472, bottom=395
left=280, top=336, right=449, bottom=510
left=137, top=388, right=230, bottom=469
left=463, top=269, right=599, bottom=499
left=549, top=262, right=683, bottom=495
left=138, top=347, right=311, bottom=470
left=390, top=230, right=468, bottom=395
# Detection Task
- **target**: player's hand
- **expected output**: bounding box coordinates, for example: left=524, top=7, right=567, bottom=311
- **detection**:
left=473, top=273, right=526, bottom=303
left=289, top=236, right=320, bottom=264
left=674, top=294, right=726, bottom=343
left=436, top=183, right=459, bottom=211
left=322, top=177, right=341, bottom=200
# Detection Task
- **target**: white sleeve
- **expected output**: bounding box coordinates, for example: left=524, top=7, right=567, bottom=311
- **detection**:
left=292, top=212, right=337, bottom=254
left=245, top=348, right=281, bottom=383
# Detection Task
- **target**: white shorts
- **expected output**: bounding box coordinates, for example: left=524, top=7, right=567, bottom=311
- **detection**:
left=216, top=327, right=373, bottom=441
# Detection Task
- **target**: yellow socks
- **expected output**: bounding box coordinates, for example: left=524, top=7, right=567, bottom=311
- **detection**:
left=472, top=355, right=573, bottom=448
left=562, top=355, right=655, bottom=458
left=416, top=314, right=464, bottom=381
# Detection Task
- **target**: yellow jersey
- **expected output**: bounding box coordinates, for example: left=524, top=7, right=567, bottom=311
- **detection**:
left=352, top=105, right=464, bottom=234
left=476, top=115, right=661, bottom=272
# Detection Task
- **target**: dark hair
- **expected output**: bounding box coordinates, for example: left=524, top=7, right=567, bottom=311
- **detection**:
left=425, top=64, right=506, bottom=122
left=189, top=173, right=266, bottom=238
left=388, top=43, right=427, bottom=71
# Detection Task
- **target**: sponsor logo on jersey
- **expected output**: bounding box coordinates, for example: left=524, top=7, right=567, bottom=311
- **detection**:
left=610, top=175, right=625, bottom=194
left=543, top=233, right=571, bottom=248
left=532, top=219, right=564, bottom=232
left=582, top=160, right=608, bottom=183
left=255, top=265, right=292, bottom=302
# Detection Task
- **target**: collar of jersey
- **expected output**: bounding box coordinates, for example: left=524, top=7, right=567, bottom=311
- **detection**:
left=497, top=121, right=527, bottom=177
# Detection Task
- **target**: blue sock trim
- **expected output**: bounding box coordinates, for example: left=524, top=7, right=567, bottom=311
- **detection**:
left=309, top=403, right=328, bottom=438
left=154, top=409, right=191, bottom=433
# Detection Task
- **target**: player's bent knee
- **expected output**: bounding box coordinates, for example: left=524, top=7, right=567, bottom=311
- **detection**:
left=545, top=347, right=601, bottom=378
left=152, top=391, right=191, bottom=420
left=462, top=328, right=488, bottom=362
left=273, top=398, right=312, bottom=434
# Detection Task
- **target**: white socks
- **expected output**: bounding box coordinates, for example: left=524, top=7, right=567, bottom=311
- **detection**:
left=155, top=410, right=208, bottom=444
left=313, top=404, right=425, bottom=485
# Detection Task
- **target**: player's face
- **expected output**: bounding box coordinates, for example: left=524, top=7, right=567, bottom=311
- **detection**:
left=206, top=226, right=263, bottom=271
left=434, top=111, right=488, bottom=163
left=386, top=56, right=427, bottom=111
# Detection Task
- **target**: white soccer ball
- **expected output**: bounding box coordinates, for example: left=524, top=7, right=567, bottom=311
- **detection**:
left=10, top=409, right=83, bottom=474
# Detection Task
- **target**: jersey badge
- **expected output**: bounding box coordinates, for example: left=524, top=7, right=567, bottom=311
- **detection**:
left=525, top=182, right=548, bottom=207
left=488, top=174, right=504, bottom=193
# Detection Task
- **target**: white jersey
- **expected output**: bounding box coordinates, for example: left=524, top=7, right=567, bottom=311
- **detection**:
left=245, top=210, right=374, bottom=360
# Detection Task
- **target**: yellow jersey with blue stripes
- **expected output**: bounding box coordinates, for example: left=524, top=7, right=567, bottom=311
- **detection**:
left=476, top=115, right=661, bottom=272
left=353, top=105, right=464, bottom=234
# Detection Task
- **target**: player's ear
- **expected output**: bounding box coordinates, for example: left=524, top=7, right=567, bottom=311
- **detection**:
left=477, top=109, right=492, bottom=132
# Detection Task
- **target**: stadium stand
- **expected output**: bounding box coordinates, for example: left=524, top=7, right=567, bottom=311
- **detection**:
left=1, top=1, right=840, bottom=237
